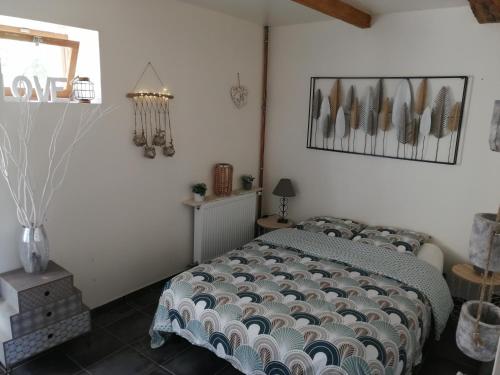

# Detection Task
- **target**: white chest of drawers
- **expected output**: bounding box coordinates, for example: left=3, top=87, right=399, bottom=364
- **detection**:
left=0, top=261, right=90, bottom=369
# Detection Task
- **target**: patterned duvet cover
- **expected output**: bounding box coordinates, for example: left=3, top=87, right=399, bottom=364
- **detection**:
left=151, top=229, right=452, bottom=375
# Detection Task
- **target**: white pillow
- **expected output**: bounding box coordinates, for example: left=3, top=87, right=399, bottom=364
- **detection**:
left=416, top=243, right=444, bottom=273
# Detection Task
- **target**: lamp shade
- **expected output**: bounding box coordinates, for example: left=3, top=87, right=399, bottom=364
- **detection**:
left=469, top=213, right=500, bottom=272
left=272, top=178, right=295, bottom=198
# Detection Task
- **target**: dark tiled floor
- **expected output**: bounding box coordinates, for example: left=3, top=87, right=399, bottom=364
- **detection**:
left=419, top=317, right=492, bottom=375
left=0, top=279, right=489, bottom=375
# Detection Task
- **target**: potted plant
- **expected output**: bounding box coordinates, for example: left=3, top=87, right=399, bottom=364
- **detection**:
left=192, top=183, right=207, bottom=202
left=241, top=175, right=255, bottom=191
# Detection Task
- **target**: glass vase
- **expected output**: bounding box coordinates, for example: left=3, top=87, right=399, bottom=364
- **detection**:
left=18, top=225, right=50, bottom=274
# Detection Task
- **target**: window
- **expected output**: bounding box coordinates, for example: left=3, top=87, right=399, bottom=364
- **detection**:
left=0, top=25, right=79, bottom=99
left=0, top=15, right=101, bottom=103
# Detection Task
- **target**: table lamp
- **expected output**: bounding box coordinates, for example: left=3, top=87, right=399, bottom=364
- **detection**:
left=272, top=178, right=295, bottom=223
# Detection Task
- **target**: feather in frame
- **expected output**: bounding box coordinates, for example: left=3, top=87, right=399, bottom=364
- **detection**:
left=324, top=115, right=332, bottom=138
left=379, top=98, right=391, bottom=132
left=345, top=86, right=354, bottom=113
left=312, top=89, right=322, bottom=120
left=329, top=80, right=341, bottom=125
left=335, top=107, right=348, bottom=138
left=415, top=79, right=428, bottom=115
left=397, top=103, right=417, bottom=145
left=392, top=80, right=412, bottom=133
left=448, top=102, right=461, bottom=132
left=374, top=79, right=383, bottom=114
left=379, top=97, right=391, bottom=156
left=431, top=86, right=452, bottom=139
left=319, top=96, right=331, bottom=138
left=350, top=97, right=359, bottom=130
left=447, top=101, right=462, bottom=162
left=360, top=88, right=376, bottom=135
left=420, top=106, right=432, bottom=136
left=419, top=106, right=432, bottom=160
left=397, top=103, right=410, bottom=144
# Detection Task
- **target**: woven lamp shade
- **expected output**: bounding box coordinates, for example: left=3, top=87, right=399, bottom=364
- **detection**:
left=214, top=163, right=233, bottom=196
left=272, top=179, right=296, bottom=197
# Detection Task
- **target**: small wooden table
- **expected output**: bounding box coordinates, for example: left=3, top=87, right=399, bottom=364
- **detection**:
left=257, top=215, right=294, bottom=235
left=451, top=263, right=500, bottom=302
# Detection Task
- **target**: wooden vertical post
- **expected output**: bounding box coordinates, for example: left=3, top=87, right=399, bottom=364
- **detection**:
left=257, top=26, right=269, bottom=220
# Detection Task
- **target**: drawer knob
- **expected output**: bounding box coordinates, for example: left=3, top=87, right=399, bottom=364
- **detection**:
left=46, top=311, right=53, bottom=318
left=47, top=333, right=54, bottom=339
left=44, top=290, right=50, bottom=297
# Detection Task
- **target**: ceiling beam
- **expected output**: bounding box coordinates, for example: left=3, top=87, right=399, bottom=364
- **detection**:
left=291, top=0, right=371, bottom=28
left=469, top=0, right=500, bottom=23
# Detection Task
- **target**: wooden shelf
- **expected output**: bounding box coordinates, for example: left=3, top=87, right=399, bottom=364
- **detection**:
left=452, top=263, right=500, bottom=286
left=183, top=187, right=262, bottom=208
left=257, top=214, right=294, bottom=230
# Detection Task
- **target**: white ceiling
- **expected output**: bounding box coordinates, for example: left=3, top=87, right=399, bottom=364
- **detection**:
left=177, top=0, right=468, bottom=26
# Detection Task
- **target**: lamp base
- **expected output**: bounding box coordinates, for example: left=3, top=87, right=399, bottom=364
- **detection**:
left=278, top=197, right=289, bottom=225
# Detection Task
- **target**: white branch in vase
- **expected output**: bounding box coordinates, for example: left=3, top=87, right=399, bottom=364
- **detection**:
left=0, top=99, right=114, bottom=228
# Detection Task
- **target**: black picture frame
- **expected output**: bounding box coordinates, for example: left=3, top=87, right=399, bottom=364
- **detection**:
left=306, top=76, right=469, bottom=165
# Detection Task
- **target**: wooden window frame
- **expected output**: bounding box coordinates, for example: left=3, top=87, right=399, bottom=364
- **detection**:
left=0, top=25, right=80, bottom=99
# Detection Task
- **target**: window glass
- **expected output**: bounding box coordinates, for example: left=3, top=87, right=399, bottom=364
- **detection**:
left=0, top=14, right=101, bottom=103
left=0, top=38, right=68, bottom=85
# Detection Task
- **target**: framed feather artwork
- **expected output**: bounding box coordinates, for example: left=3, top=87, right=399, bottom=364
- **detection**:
left=307, top=76, right=468, bottom=165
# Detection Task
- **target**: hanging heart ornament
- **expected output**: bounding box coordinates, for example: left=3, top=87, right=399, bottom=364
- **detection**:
left=230, top=73, right=248, bottom=109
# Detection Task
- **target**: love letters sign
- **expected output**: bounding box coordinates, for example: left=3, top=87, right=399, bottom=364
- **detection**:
left=0, top=64, right=68, bottom=103
left=2, top=75, right=67, bottom=102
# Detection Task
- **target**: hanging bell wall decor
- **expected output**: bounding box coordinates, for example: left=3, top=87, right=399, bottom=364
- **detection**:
left=153, top=132, right=166, bottom=147
left=127, top=62, right=176, bottom=159
left=163, top=142, right=175, bottom=157
left=133, top=132, right=147, bottom=147
left=144, top=145, right=156, bottom=159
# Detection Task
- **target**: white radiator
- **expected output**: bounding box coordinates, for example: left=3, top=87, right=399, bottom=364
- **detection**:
left=192, top=192, right=258, bottom=264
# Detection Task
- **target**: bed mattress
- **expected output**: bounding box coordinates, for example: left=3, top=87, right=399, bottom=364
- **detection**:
left=151, top=229, right=452, bottom=375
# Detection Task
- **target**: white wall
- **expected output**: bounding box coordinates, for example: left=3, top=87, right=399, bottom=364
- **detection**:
left=0, top=0, right=262, bottom=307
left=264, top=7, right=500, bottom=273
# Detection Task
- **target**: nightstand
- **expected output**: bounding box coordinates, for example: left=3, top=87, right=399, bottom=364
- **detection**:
left=0, top=261, right=90, bottom=369
left=257, top=214, right=295, bottom=235
left=450, top=263, right=500, bottom=319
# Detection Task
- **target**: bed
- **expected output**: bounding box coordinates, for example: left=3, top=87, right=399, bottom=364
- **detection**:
left=150, top=225, right=452, bottom=375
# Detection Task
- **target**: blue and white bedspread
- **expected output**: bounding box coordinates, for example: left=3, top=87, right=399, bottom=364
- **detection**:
left=151, top=229, right=453, bottom=375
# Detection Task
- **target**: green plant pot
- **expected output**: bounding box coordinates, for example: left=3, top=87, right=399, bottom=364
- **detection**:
left=193, top=193, right=205, bottom=202
left=242, top=182, right=253, bottom=190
